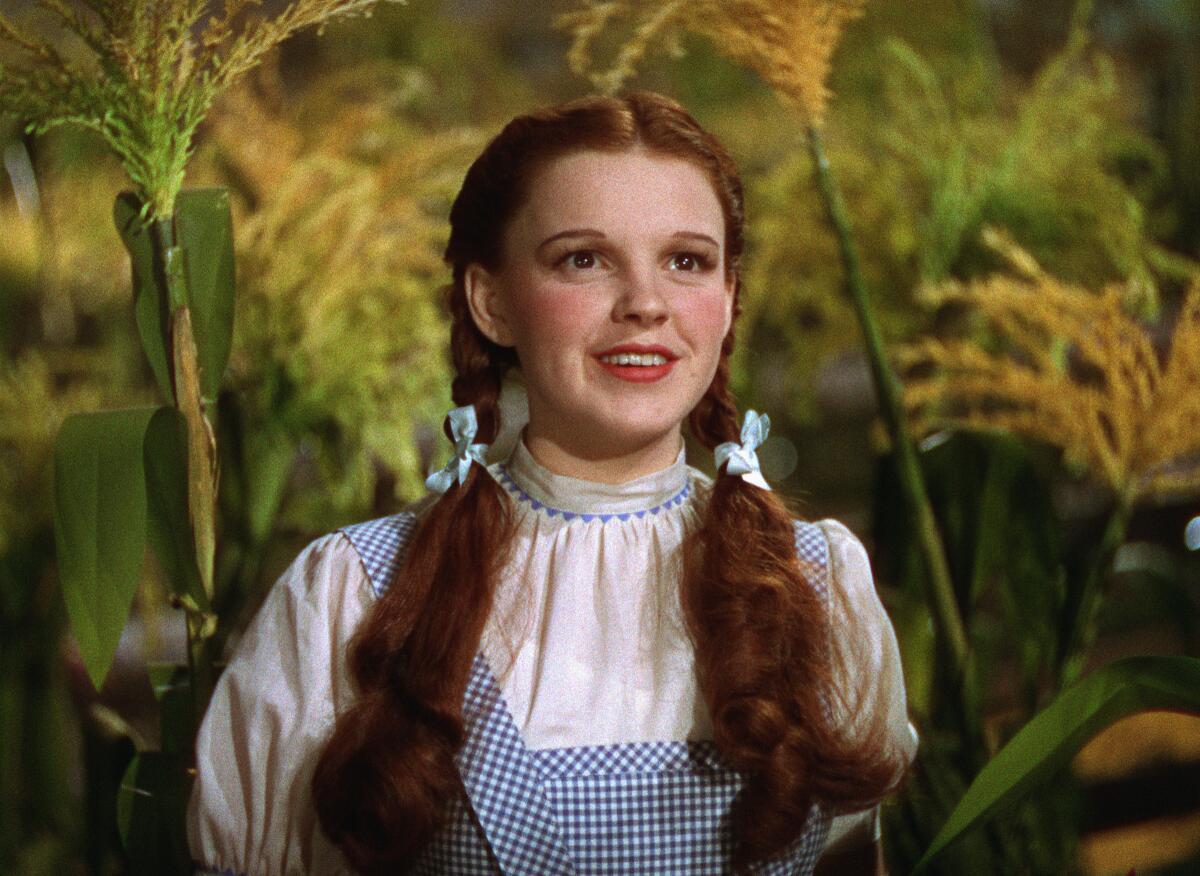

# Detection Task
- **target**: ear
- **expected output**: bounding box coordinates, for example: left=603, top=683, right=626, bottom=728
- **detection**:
left=465, top=263, right=515, bottom=347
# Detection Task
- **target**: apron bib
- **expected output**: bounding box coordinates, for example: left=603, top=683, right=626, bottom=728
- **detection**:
left=341, top=514, right=833, bottom=874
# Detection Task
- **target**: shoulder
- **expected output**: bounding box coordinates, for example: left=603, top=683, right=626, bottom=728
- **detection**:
left=806, top=519, right=891, bottom=648
left=786, top=517, right=885, bottom=630
left=809, top=516, right=867, bottom=557
left=337, top=495, right=435, bottom=600
left=808, top=518, right=876, bottom=603
left=791, top=517, right=869, bottom=584
left=267, top=529, right=367, bottom=611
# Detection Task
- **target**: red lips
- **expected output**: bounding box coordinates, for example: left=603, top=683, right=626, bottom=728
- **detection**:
left=592, top=343, right=679, bottom=383
left=592, top=343, right=679, bottom=359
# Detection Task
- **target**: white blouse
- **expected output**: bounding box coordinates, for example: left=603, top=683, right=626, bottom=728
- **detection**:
left=187, top=439, right=918, bottom=875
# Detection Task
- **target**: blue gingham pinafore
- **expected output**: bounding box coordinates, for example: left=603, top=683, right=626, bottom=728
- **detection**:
left=339, top=512, right=834, bottom=875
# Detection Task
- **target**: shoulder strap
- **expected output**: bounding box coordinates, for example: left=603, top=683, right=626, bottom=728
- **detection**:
left=797, top=519, right=838, bottom=733
left=793, top=519, right=832, bottom=604
left=338, top=511, right=578, bottom=872
left=338, top=511, right=420, bottom=599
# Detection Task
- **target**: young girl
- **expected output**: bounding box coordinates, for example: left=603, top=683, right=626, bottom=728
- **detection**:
left=188, top=91, right=917, bottom=875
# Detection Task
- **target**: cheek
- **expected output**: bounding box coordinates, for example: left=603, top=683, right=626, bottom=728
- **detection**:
left=510, top=284, right=602, bottom=358
left=679, top=292, right=732, bottom=355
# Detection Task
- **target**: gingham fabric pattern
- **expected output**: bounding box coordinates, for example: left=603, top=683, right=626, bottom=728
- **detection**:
left=793, top=518, right=830, bottom=604
left=407, top=781, right=505, bottom=875
left=341, top=510, right=419, bottom=598
left=527, top=734, right=829, bottom=874
left=337, top=513, right=835, bottom=874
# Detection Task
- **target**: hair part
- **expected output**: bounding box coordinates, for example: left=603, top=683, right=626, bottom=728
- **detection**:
left=444, top=93, right=745, bottom=285
left=313, top=91, right=904, bottom=872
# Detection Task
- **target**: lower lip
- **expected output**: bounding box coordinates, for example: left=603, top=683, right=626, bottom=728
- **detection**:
left=595, top=358, right=676, bottom=383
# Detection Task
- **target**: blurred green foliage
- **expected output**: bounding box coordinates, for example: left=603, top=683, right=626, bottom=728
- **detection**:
left=200, top=66, right=476, bottom=530
left=2, top=0, right=1199, bottom=872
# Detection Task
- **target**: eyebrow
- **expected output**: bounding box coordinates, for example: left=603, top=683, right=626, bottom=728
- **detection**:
left=536, top=228, right=604, bottom=253
left=670, top=231, right=721, bottom=248
left=536, top=228, right=722, bottom=253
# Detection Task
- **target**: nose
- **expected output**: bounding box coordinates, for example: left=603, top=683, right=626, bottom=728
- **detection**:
left=612, top=265, right=668, bottom=326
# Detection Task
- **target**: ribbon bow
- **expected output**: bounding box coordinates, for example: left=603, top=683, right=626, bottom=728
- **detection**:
left=425, top=405, right=490, bottom=493
left=714, top=409, right=772, bottom=491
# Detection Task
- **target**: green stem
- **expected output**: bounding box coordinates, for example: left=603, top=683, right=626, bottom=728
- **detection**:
left=806, top=124, right=974, bottom=691
left=152, top=218, right=189, bottom=311
left=1056, top=489, right=1133, bottom=688
left=151, top=215, right=218, bottom=726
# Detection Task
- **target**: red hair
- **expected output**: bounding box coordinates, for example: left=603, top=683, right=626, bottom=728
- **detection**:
left=312, top=92, right=903, bottom=872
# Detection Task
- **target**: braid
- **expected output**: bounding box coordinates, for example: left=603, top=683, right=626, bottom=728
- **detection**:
left=448, top=281, right=514, bottom=442
left=682, top=329, right=899, bottom=870
left=312, top=287, right=516, bottom=873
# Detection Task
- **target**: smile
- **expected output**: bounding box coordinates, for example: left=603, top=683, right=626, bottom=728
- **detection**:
left=598, top=353, right=669, bottom=366
left=594, top=354, right=676, bottom=383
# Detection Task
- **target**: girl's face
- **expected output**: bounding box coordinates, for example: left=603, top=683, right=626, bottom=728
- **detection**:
left=466, top=148, right=735, bottom=470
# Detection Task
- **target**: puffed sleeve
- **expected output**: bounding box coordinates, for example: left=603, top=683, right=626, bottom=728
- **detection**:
left=187, top=531, right=375, bottom=876
left=815, top=518, right=919, bottom=855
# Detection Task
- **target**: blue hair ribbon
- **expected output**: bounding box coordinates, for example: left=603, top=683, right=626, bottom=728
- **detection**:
left=425, top=404, right=490, bottom=493
left=714, top=409, right=772, bottom=491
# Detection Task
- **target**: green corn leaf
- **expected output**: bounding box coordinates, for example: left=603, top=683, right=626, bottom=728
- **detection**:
left=116, top=194, right=174, bottom=404
left=914, top=655, right=1200, bottom=871
left=115, top=188, right=236, bottom=405
left=53, top=407, right=158, bottom=691
left=147, top=663, right=194, bottom=756
left=174, top=188, right=236, bottom=403
left=143, top=406, right=209, bottom=613
left=117, top=751, right=192, bottom=876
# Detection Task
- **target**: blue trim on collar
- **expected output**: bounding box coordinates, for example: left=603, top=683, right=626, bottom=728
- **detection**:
left=496, top=465, right=691, bottom=522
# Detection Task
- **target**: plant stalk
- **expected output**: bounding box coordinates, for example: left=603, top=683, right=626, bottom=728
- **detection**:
left=1056, top=489, right=1133, bottom=688
left=152, top=216, right=219, bottom=717
left=805, top=124, right=974, bottom=693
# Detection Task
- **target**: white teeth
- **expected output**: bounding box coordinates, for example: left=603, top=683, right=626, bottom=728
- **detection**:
left=600, top=353, right=668, bottom=366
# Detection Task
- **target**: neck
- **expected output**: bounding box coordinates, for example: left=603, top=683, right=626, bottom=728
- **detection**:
left=522, top=424, right=684, bottom=484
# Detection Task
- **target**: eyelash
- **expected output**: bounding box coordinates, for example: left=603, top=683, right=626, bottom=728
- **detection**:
left=668, top=251, right=715, bottom=272
left=557, top=250, right=603, bottom=271
left=554, top=250, right=716, bottom=273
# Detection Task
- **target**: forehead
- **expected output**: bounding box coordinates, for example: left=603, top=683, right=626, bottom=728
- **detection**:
left=510, top=149, right=725, bottom=242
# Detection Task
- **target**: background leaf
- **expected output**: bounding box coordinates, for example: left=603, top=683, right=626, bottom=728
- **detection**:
left=52, top=407, right=157, bottom=691
left=915, top=655, right=1200, bottom=870
left=174, top=188, right=236, bottom=403
left=116, top=751, right=191, bottom=876
left=146, top=664, right=194, bottom=757
left=114, top=194, right=174, bottom=405
left=115, top=189, right=237, bottom=406
left=143, top=407, right=209, bottom=613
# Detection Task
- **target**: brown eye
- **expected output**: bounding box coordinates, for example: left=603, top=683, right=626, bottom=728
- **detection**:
left=669, top=252, right=710, bottom=272
left=569, top=251, right=597, bottom=269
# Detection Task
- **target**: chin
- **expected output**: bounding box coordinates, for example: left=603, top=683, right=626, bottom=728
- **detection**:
left=592, top=414, right=686, bottom=452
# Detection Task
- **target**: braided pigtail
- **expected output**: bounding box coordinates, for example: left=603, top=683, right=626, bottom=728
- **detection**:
left=312, top=286, right=516, bottom=873
left=683, top=330, right=901, bottom=871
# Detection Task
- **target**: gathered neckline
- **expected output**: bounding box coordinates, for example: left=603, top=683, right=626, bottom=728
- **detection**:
left=495, top=465, right=692, bottom=522
left=491, top=436, right=693, bottom=519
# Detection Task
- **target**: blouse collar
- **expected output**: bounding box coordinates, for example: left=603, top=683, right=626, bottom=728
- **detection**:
left=495, top=436, right=692, bottom=519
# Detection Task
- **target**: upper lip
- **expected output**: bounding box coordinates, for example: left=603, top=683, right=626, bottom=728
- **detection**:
left=594, top=343, right=679, bottom=360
